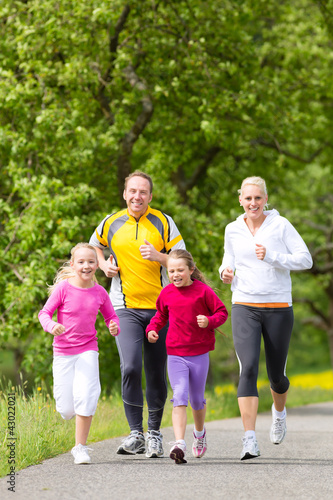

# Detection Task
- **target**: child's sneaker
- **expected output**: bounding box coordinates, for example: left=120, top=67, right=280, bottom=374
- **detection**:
left=146, top=430, right=164, bottom=458
left=71, top=444, right=92, bottom=464
left=192, top=428, right=207, bottom=458
left=117, top=430, right=146, bottom=455
left=169, top=441, right=187, bottom=464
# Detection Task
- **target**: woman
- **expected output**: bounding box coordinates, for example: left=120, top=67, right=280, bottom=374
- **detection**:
left=220, top=176, right=312, bottom=460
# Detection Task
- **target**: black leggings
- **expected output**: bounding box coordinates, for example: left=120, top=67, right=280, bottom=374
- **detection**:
left=231, top=304, right=294, bottom=398
left=116, top=308, right=168, bottom=432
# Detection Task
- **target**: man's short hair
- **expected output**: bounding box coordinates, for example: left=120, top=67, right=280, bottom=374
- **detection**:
left=124, top=171, right=153, bottom=193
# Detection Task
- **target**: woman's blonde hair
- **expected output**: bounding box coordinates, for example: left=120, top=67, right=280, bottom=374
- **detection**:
left=238, top=176, right=269, bottom=209
left=48, top=243, right=98, bottom=295
left=167, top=249, right=207, bottom=284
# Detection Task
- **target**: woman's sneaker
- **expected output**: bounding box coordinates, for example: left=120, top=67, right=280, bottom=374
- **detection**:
left=240, top=436, right=260, bottom=460
left=169, top=441, right=187, bottom=464
left=192, top=428, right=207, bottom=458
left=117, top=430, right=146, bottom=455
left=145, top=430, right=164, bottom=458
left=71, top=444, right=92, bottom=464
left=270, top=405, right=287, bottom=444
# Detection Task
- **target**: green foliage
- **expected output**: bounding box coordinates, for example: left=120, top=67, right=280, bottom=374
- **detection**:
left=0, top=0, right=332, bottom=385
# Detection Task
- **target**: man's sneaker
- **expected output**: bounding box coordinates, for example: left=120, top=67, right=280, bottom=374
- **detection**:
left=71, top=444, right=92, bottom=464
left=169, top=441, right=187, bottom=464
left=192, top=428, right=207, bottom=458
left=240, top=436, right=260, bottom=461
left=116, top=431, right=146, bottom=455
left=145, top=430, right=164, bottom=458
left=270, top=405, right=287, bottom=444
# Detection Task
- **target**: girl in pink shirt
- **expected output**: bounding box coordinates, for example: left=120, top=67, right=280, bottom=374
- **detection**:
left=146, top=249, right=228, bottom=464
left=38, top=243, right=120, bottom=465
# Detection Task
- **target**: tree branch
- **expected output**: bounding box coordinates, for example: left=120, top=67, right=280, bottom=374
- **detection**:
left=172, top=146, right=221, bottom=200
left=251, top=137, right=328, bottom=164
left=117, top=65, right=154, bottom=205
left=294, top=298, right=330, bottom=326
left=94, top=4, right=131, bottom=125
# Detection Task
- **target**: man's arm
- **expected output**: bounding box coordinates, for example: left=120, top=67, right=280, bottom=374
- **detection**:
left=139, top=240, right=168, bottom=267
left=95, top=247, right=120, bottom=278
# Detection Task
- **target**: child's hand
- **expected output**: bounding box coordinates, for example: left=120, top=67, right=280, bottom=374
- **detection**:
left=197, top=315, right=208, bottom=328
left=51, top=323, right=65, bottom=336
left=109, top=320, right=119, bottom=337
left=147, top=331, right=159, bottom=343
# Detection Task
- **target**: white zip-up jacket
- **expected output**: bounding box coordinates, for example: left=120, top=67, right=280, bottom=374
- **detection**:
left=219, top=209, right=313, bottom=304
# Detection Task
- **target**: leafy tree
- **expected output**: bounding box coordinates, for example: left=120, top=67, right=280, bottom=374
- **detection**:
left=1, top=0, right=332, bottom=388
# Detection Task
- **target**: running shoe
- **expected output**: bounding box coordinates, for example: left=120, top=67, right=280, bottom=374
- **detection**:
left=71, top=444, right=92, bottom=465
left=145, top=430, right=164, bottom=458
left=169, top=441, right=187, bottom=464
left=240, top=436, right=260, bottom=460
left=270, top=405, right=287, bottom=444
left=192, top=428, right=207, bottom=458
left=116, top=430, right=146, bottom=455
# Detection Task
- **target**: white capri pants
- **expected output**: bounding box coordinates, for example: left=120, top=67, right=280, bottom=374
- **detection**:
left=53, top=350, right=101, bottom=420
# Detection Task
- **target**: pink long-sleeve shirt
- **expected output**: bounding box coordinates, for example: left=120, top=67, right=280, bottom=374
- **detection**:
left=146, top=279, right=228, bottom=356
left=38, top=280, right=120, bottom=355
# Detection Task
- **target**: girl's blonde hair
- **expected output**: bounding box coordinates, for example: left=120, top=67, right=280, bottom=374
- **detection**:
left=48, top=243, right=98, bottom=295
left=167, top=249, right=207, bottom=284
left=238, top=176, right=269, bottom=209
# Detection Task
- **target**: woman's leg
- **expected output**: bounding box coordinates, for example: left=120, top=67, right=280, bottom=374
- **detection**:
left=238, top=397, right=259, bottom=432
left=271, top=389, right=288, bottom=412
left=232, top=305, right=262, bottom=432
left=262, top=307, right=294, bottom=404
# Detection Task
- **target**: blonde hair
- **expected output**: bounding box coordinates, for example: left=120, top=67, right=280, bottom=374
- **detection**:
left=48, top=243, right=98, bottom=295
left=238, top=176, right=269, bottom=209
left=167, top=249, right=207, bottom=284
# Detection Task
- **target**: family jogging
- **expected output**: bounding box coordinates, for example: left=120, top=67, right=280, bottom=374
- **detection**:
left=38, top=172, right=313, bottom=465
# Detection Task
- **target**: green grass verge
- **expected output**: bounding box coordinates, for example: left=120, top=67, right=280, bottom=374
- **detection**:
left=1, top=375, right=332, bottom=478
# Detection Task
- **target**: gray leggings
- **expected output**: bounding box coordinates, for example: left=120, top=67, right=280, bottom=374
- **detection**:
left=231, top=304, right=294, bottom=397
left=116, top=308, right=168, bottom=432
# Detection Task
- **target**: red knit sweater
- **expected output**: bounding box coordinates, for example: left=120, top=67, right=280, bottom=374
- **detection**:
left=146, top=279, right=228, bottom=356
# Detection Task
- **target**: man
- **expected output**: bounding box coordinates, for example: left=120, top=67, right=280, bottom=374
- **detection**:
left=89, top=171, right=185, bottom=458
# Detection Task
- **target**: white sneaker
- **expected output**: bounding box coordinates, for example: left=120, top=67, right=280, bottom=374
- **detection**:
left=169, top=441, right=187, bottom=464
left=240, top=436, right=260, bottom=461
left=71, top=444, right=92, bottom=464
left=117, top=430, right=146, bottom=455
left=270, top=405, right=287, bottom=444
left=146, top=430, right=164, bottom=458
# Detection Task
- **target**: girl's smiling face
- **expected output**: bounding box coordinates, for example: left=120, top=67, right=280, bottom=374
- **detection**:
left=167, top=257, right=194, bottom=287
left=70, top=247, right=98, bottom=286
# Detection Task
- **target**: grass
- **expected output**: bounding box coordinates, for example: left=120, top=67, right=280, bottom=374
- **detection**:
left=1, top=371, right=333, bottom=478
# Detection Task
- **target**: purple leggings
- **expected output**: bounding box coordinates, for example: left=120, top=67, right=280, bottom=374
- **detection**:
left=167, top=353, right=209, bottom=410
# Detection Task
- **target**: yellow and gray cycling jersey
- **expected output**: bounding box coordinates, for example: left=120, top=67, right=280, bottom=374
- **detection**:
left=89, top=206, right=185, bottom=310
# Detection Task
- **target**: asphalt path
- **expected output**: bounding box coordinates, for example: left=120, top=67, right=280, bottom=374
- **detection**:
left=1, top=402, right=332, bottom=500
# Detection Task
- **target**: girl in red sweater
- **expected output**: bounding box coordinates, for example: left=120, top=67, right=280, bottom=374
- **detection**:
left=146, top=249, right=228, bottom=464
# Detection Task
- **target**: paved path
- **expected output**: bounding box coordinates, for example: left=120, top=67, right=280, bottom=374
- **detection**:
left=1, top=402, right=333, bottom=499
